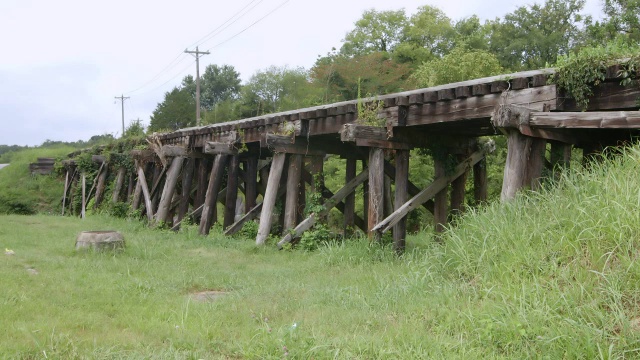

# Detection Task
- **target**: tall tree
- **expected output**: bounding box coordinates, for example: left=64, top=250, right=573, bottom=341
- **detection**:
left=340, top=9, right=408, bottom=56
left=587, top=0, right=640, bottom=44
left=411, top=47, right=503, bottom=87
left=200, top=64, right=242, bottom=110
left=149, top=86, right=196, bottom=132
left=312, top=52, right=412, bottom=101
left=241, top=66, right=319, bottom=117
left=394, top=5, right=455, bottom=64
left=487, top=0, right=587, bottom=70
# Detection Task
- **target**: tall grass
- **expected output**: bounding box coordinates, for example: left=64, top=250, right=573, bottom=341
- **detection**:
left=2, top=146, right=640, bottom=358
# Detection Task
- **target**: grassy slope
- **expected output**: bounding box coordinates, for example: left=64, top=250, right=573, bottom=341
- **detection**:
left=0, top=146, right=74, bottom=215
left=2, top=147, right=640, bottom=358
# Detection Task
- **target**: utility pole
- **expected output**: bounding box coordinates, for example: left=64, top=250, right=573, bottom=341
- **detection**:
left=114, top=94, right=130, bottom=137
left=184, top=46, right=210, bottom=127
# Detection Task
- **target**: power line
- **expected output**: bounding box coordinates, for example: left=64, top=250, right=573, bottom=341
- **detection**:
left=207, top=0, right=291, bottom=51
left=144, top=59, right=196, bottom=95
left=187, top=0, right=264, bottom=49
left=124, top=54, right=189, bottom=95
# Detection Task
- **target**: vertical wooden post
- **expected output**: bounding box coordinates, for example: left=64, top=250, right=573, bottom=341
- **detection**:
left=362, top=158, right=369, bottom=228
left=126, top=171, right=134, bottom=200
left=199, top=155, right=229, bottom=235
left=156, top=156, right=185, bottom=225
left=177, top=157, right=196, bottom=224
left=62, top=170, right=69, bottom=215
left=94, top=165, right=108, bottom=209
left=501, top=130, right=546, bottom=200
left=383, top=175, right=393, bottom=218
left=310, top=156, right=324, bottom=193
left=132, top=176, right=143, bottom=210
left=473, top=157, right=487, bottom=204
left=256, top=153, right=286, bottom=245
left=450, top=154, right=468, bottom=216
left=81, top=173, right=86, bottom=219
left=244, top=156, right=258, bottom=213
left=224, top=155, right=240, bottom=229
left=112, top=167, right=126, bottom=203
left=150, top=164, right=163, bottom=213
left=393, top=149, right=409, bottom=253
left=434, top=157, right=448, bottom=234
left=368, top=148, right=384, bottom=241
left=344, top=158, right=356, bottom=237
left=284, top=154, right=303, bottom=232
left=136, top=160, right=154, bottom=222
left=194, top=158, right=209, bottom=216
left=550, top=141, right=571, bottom=177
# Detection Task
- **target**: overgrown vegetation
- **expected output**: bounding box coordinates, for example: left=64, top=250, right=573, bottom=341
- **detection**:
left=551, top=41, right=640, bottom=109
left=4, top=143, right=640, bottom=357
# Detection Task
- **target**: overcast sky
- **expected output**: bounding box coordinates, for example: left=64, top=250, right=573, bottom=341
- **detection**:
left=0, top=0, right=604, bottom=146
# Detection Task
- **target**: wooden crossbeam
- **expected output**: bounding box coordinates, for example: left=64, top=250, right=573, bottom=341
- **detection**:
left=529, top=111, right=640, bottom=129
left=372, top=150, right=487, bottom=234
left=278, top=168, right=369, bottom=248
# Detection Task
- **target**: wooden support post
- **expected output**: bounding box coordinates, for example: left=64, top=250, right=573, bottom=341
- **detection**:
left=199, top=155, right=229, bottom=235
left=550, top=141, right=571, bottom=180
left=81, top=173, right=86, bottom=219
left=194, top=158, right=209, bottom=218
left=501, top=130, right=547, bottom=200
left=393, top=150, right=409, bottom=253
left=368, top=148, right=385, bottom=241
left=284, top=154, right=303, bottom=232
left=224, top=155, right=240, bottom=229
left=310, top=156, right=324, bottom=193
left=177, top=157, right=196, bottom=224
left=473, top=157, right=487, bottom=204
left=132, top=177, right=143, bottom=210
left=136, top=161, right=154, bottom=222
left=244, top=156, right=258, bottom=213
left=156, top=156, right=185, bottom=225
left=434, top=157, right=447, bottom=234
left=93, top=164, right=108, bottom=209
left=62, top=170, right=69, bottom=215
left=256, top=153, right=286, bottom=245
left=384, top=175, right=393, bottom=218
left=450, top=154, right=468, bottom=216
left=127, top=172, right=134, bottom=200
left=362, top=158, right=369, bottom=228
left=112, top=167, right=126, bottom=203
left=344, top=158, right=356, bottom=236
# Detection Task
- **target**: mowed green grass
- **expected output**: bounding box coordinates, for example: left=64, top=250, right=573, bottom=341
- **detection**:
left=3, top=147, right=640, bottom=359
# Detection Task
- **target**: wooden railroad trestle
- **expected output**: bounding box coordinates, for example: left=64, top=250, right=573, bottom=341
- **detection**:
left=61, top=67, right=640, bottom=252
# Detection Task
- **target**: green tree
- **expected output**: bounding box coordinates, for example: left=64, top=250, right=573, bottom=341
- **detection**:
left=411, top=47, right=503, bottom=87
left=200, top=64, right=242, bottom=110
left=312, top=52, right=412, bottom=101
left=340, top=9, right=408, bottom=56
left=123, top=119, right=146, bottom=138
left=586, top=0, right=640, bottom=44
left=241, top=66, right=319, bottom=117
left=394, top=5, right=455, bottom=64
left=148, top=86, right=195, bottom=132
left=487, top=0, right=587, bottom=70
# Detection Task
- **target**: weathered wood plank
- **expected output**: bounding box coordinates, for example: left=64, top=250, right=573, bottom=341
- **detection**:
left=155, top=156, right=185, bottom=225
left=199, top=155, right=229, bottom=235
left=177, top=157, right=195, bottom=224
left=284, top=154, right=303, bottom=232
left=136, top=161, right=154, bottom=222
left=112, top=167, right=126, bottom=203
left=433, top=157, right=447, bottom=234
left=529, top=111, right=640, bottom=128
left=501, top=130, right=547, bottom=200
left=244, top=156, right=258, bottom=213
left=256, top=153, right=287, bottom=245
left=368, top=148, right=384, bottom=241
left=224, top=155, right=240, bottom=229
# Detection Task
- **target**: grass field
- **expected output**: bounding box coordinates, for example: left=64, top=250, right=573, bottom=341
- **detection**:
left=3, top=148, right=640, bottom=359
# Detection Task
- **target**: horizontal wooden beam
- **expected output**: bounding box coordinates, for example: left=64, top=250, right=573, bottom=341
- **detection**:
left=204, top=141, right=238, bottom=155
left=263, top=134, right=326, bottom=156
left=161, top=145, right=187, bottom=158
left=529, top=111, right=640, bottom=129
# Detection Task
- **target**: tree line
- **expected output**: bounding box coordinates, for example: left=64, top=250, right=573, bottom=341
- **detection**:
left=148, top=0, right=638, bottom=131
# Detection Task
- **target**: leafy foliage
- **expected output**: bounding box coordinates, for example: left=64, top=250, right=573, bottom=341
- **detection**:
left=411, top=47, right=503, bottom=87
left=550, top=42, right=640, bottom=109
